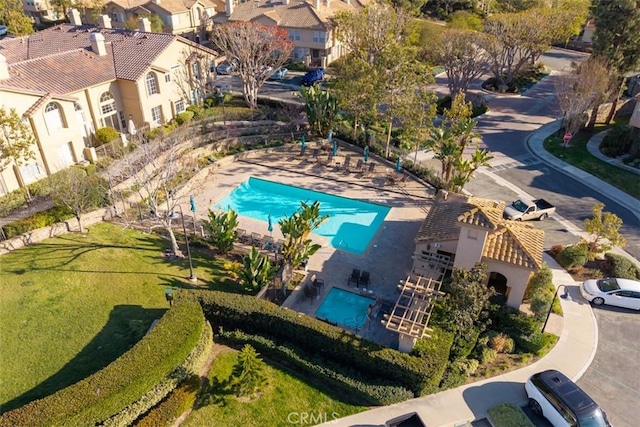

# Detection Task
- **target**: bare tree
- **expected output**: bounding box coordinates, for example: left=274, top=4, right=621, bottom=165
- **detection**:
left=554, top=57, right=614, bottom=138
left=0, top=106, right=36, bottom=199
left=110, top=137, right=192, bottom=256
left=49, top=167, right=107, bottom=233
left=431, top=29, right=491, bottom=97
left=173, top=44, right=218, bottom=107
left=210, top=22, right=293, bottom=109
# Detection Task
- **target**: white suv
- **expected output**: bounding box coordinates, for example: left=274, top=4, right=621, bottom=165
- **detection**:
left=525, top=370, right=610, bottom=426
left=0, top=25, right=8, bottom=37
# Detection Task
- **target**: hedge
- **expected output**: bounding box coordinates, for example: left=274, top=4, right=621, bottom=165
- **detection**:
left=221, top=330, right=414, bottom=406
left=556, top=245, right=587, bottom=270
left=191, top=290, right=439, bottom=396
left=487, top=403, right=535, bottom=427
left=2, top=205, right=74, bottom=238
left=133, top=375, right=201, bottom=427
left=604, top=252, right=640, bottom=280
left=0, top=297, right=204, bottom=427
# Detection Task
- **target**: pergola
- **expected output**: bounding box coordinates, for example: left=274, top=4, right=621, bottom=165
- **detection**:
left=383, top=253, right=451, bottom=342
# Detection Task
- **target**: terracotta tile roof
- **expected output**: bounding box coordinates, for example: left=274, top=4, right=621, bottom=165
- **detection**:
left=23, top=93, right=52, bottom=117
left=1, top=47, right=117, bottom=94
left=483, top=222, right=544, bottom=269
left=106, top=0, right=148, bottom=8
left=218, top=0, right=366, bottom=29
left=415, top=193, right=544, bottom=270
left=0, top=24, right=218, bottom=96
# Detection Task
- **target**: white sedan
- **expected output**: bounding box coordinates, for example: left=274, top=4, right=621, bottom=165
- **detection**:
left=580, top=277, right=640, bottom=310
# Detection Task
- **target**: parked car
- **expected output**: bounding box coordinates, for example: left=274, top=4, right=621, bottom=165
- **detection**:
left=216, top=62, right=235, bottom=75
left=268, top=67, right=288, bottom=80
left=0, top=25, right=8, bottom=37
left=580, top=277, right=640, bottom=310
left=301, top=68, right=325, bottom=86
left=525, top=369, right=610, bottom=427
left=503, top=198, right=556, bottom=221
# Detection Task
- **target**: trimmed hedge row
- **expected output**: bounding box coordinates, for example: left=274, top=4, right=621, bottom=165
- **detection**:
left=221, top=330, right=414, bottom=405
left=604, top=252, right=640, bottom=280
left=2, top=205, right=73, bottom=238
left=0, top=298, right=205, bottom=427
left=191, top=290, right=439, bottom=396
left=488, top=403, right=535, bottom=427
left=102, top=320, right=213, bottom=427
left=133, top=375, right=201, bottom=427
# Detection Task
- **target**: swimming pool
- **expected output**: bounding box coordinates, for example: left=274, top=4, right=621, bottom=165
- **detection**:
left=213, top=177, right=390, bottom=254
left=315, top=287, right=375, bottom=330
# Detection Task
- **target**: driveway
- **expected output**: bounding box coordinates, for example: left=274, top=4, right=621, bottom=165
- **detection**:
left=576, top=304, right=640, bottom=427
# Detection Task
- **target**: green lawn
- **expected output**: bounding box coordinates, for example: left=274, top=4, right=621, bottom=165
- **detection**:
left=0, top=222, right=240, bottom=411
left=184, top=350, right=367, bottom=426
left=543, top=122, right=640, bottom=200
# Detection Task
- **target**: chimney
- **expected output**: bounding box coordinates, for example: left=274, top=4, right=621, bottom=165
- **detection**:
left=68, top=8, right=82, bottom=26
left=89, top=32, right=107, bottom=56
left=138, top=17, right=152, bottom=32
left=225, top=0, right=234, bottom=16
left=0, top=54, right=10, bottom=80
left=344, top=0, right=350, bottom=4
left=313, top=0, right=320, bottom=9
left=98, top=14, right=112, bottom=29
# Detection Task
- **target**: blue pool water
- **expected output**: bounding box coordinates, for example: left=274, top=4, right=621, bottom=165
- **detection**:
left=315, top=288, right=376, bottom=330
left=213, top=177, right=390, bottom=254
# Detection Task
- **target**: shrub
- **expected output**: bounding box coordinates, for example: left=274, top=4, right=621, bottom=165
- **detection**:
left=0, top=189, right=27, bottom=217
left=516, top=332, right=557, bottom=356
left=604, top=252, right=640, bottom=280
left=480, top=347, right=498, bottom=364
left=488, top=403, right=535, bottom=427
left=449, top=327, right=481, bottom=361
left=548, top=244, right=564, bottom=258
left=134, top=375, right=200, bottom=427
left=556, top=244, right=588, bottom=269
left=490, top=306, right=541, bottom=343
left=489, top=333, right=513, bottom=354
left=600, top=125, right=633, bottom=157
left=96, top=127, right=120, bottom=145
left=175, top=111, right=195, bottom=126
left=3, top=205, right=74, bottom=238
left=186, top=105, right=205, bottom=119
left=221, top=330, right=414, bottom=406
left=0, top=297, right=205, bottom=427
left=192, top=290, right=444, bottom=396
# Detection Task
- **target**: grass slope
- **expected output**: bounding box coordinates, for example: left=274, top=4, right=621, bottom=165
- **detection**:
left=0, top=223, right=238, bottom=411
left=184, top=350, right=366, bottom=426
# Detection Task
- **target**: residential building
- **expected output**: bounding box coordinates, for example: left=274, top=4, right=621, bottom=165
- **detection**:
left=630, top=96, right=640, bottom=128
left=0, top=12, right=221, bottom=196
left=213, top=0, right=369, bottom=67
left=412, top=192, right=545, bottom=310
left=89, top=0, right=221, bottom=41
left=21, top=0, right=59, bottom=24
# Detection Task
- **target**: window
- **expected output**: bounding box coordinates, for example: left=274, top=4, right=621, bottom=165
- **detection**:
left=111, top=12, right=118, bottom=22
left=293, top=47, right=310, bottom=60
left=44, top=102, right=65, bottom=131
left=151, top=106, right=163, bottom=125
left=165, top=73, right=171, bottom=83
left=99, top=92, right=121, bottom=131
left=192, top=62, right=201, bottom=79
left=289, top=29, right=301, bottom=41
left=57, top=142, right=75, bottom=167
left=146, top=72, right=159, bottom=96
left=313, top=31, right=326, bottom=43
left=175, top=100, right=185, bottom=114
left=19, top=162, right=43, bottom=184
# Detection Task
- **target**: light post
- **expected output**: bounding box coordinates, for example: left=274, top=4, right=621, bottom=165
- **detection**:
left=215, top=86, right=227, bottom=125
left=542, top=284, right=571, bottom=332
left=170, top=205, right=197, bottom=282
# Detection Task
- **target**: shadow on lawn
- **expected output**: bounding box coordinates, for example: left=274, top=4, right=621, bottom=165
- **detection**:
left=1, top=304, right=166, bottom=414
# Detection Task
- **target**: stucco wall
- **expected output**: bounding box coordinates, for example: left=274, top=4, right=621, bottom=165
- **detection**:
left=484, top=259, right=533, bottom=309
left=453, top=225, right=488, bottom=270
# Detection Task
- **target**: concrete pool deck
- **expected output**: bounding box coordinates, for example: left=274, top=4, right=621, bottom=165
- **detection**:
left=190, top=141, right=436, bottom=348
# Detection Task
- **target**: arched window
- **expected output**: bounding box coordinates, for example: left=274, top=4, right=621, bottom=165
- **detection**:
left=146, top=72, right=159, bottom=96
left=99, top=92, right=121, bottom=131
left=44, top=102, right=65, bottom=131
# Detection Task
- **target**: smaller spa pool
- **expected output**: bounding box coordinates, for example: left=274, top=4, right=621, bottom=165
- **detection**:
left=315, top=287, right=376, bottom=330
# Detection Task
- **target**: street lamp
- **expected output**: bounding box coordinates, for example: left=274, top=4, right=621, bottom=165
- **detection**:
left=542, top=284, right=571, bottom=332
left=169, top=204, right=197, bottom=282
left=214, top=86, right=227, bottom=125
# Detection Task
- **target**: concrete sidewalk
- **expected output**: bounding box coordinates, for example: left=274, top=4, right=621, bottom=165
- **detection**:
left=321, top=254, right=597, bottom=427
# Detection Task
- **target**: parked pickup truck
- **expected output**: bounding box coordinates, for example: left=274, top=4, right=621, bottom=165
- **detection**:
left=503, top=198, right=556, bottom=221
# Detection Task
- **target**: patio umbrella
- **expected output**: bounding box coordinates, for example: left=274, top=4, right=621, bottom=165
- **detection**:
left=332, top=139, right=337, bottom=156
left=301, top=135, right=306, bottom=153
left=364, top=146, right=369, bottom=162
left=327, top=129, right=333, bottom=143
left=395, top=156, right=402, bottom=172
left=267, top=214, right=273, bottom=236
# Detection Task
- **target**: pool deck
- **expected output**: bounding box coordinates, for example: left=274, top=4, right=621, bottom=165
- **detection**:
left=192, top=141, right=436, bottom=348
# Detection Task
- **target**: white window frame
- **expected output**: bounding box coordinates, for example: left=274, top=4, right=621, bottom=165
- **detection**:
left=44, top=102, right=65, bottom=131
left=151, top=106, right=163, bottom=125
left=165, top=73, right=171, bottom=83
left=289, top=29, right=301, bottom=42
left=175, top=100, right=186, bottom=114
left=146, top=72, right=159, bottom=96
left=313, top=31, right=326, bottom=43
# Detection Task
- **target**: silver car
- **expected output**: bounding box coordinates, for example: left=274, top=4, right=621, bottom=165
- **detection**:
left=580, top=277, right=640, bottom=310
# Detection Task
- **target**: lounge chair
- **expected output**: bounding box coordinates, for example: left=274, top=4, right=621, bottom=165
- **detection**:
left=263, top=235, right=275, bottom=250
left=353, top=159, right=364, bottom=173
left=275, top=239, right=285, bottom=252
left=359, top=270, right=371, bottom=288
left=365, top=162, right=376, bottom=176
left=342, top=155, right=352, bottom=171
left=348, top=268, right=361, bottom=287
left=324, top=153, right=334, bottom=166
left=310, top=148, right=319, bottom=162
left=236, top=228, right=250, bottom=243
left=250, top=232, right=262, bottom=245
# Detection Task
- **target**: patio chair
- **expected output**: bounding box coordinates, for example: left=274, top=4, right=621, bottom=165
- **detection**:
left=365, top=162, right=376, bottom=176
left=303, top=285, right=318, bottom=300
left=311, top=274, right=325, bottom=291
left=275, top=239, right=285, bottom=252
left=359, top=270, right=371, bottom=288
left=353, top=159, right=364, bottom=173
left=236, top=228, right=250, bottom=243
left=250, top=232, right=262, bottom=245
left=342, top=155, right=352, bottom=171
left=348, top=268, right=361, bottom=287
left=324, top=153, right=334, bottom=166
left=263, top=235, right=275, bottom=250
